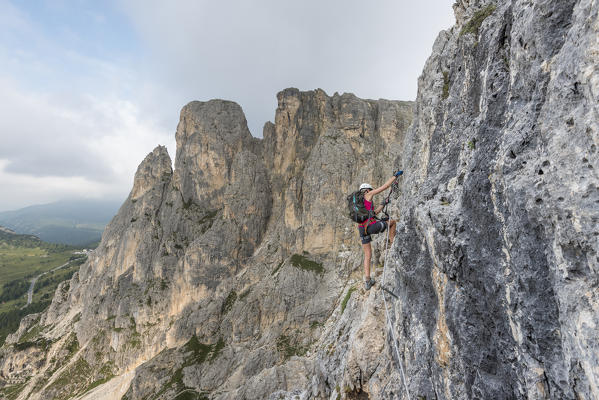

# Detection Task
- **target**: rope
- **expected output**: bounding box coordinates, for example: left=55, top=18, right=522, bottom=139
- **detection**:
left=380, top=187, right=411, bottom=399
left=332, top=174, right=342, bottom=275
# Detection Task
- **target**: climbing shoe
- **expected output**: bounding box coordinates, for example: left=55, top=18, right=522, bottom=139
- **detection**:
left=364, top=277, right=375, bottom=290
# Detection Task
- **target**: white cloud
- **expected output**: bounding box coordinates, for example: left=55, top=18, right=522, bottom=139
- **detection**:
left=0, top=76, right=174, bottom=177
left=119, top=0, right=455, bottom=135
left=0, top=74, right=176, bottom=211
left=0, top=0, right=455, bottom=211
left=0, top=1, right=176, bottom=211
left=0, top=159, right=121, bottom=211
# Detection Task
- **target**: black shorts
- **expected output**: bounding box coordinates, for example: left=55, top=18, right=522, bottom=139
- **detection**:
left=358, top=221, right=387, bottom=244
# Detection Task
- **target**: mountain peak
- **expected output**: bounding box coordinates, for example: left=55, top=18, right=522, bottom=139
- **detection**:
left=131, top=145, right=172, bottom=200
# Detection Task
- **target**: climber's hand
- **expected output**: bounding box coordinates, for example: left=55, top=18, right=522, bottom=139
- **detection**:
left=394, top=170, right=403, bottom=178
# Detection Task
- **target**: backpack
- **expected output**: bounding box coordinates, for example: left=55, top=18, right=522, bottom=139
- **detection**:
left=346, top=190, right=372, bottom=223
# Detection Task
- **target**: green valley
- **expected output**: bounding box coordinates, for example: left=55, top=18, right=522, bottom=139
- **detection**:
left=0, top=227, right=89, bottom=345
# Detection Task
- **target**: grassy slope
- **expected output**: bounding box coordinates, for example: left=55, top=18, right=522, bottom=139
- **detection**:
left=0, top=246, right=75, bottom=288
left=0, top=230, right=74, bottom=287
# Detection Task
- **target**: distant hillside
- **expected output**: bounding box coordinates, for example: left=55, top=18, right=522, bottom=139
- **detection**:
left=0, top=199, right=121, bottom=246
left=0, top=226, right=43, bottom=247
left=0, top=226, right=14, bottom=234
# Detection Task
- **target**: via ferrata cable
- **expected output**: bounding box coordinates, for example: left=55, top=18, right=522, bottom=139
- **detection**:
left=380, top=182, right=411, bottom=399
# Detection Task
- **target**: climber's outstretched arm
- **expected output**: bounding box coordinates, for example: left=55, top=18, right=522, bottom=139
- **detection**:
left=364, top=171, right=403, bottom=202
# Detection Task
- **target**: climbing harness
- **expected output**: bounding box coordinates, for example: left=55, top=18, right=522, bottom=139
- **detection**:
left=379, top=180, right=411, bottom=399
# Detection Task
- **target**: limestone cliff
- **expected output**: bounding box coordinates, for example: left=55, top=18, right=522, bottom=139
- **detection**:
left=383, top=0, right=599, bottom=398
left=2, top=0, right=599, bottom=399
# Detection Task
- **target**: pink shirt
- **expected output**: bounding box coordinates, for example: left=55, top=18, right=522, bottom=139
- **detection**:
left=360, top=198, right=377, bottom=227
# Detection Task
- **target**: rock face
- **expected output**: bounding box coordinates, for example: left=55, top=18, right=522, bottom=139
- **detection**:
left=385, top=0, right=599, bottom=399
left=1, top=0, right=598, bottom=399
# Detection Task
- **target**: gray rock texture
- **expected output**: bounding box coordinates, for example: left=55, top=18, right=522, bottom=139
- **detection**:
left=382, top=0, right=599, bottom=399
left=1, top=0, right=598, bottom=399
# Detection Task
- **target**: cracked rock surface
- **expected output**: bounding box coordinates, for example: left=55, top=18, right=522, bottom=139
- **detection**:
left=386, top=0, right=599, bottom=398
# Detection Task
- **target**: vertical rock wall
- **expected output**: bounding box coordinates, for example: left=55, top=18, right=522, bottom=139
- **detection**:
left=264, top=88, right=411, bottom=256
left=386, top=0, right=599, bottom=399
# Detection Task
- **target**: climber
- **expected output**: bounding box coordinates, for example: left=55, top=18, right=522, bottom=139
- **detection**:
left=357, top=171, right=402, bottom=290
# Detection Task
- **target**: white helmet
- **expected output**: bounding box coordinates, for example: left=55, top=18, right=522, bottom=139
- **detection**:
left=359, top=183, right=373, bottom=191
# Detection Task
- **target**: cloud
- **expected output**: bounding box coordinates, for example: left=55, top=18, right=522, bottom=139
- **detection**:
left=0, top=159, right=122, bottom=211
left=0, top=78, right=109, bottom=179
left=0, top=0, right=455, bottom=211
left=0, top=1, right=176, bottom=211
left=119, top=0, right=455, bottom=136
left=0, top=76, right=175, bottom=210
left=0, top=75, right=173, bottom=176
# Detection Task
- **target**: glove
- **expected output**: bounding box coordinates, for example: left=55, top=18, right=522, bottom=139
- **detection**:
left=394, top=170, right=404, bottom=177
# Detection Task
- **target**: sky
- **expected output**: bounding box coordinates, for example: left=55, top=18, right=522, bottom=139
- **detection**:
left=0, top=0, right=455, bottom=212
